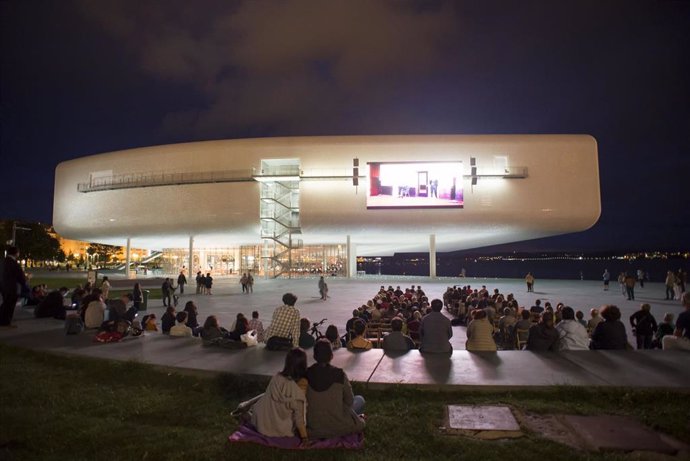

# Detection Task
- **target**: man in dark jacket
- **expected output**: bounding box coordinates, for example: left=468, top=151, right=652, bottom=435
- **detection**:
left=630, top=303, right=658, bottom=350
left=1, top=246, right=27, bottom=327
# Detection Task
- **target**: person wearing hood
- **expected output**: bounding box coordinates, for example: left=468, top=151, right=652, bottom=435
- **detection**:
left=250, top=348, right=309, bottom=444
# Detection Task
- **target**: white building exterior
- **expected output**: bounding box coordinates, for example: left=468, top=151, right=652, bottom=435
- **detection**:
left=53, top=135, right=600, bottom=276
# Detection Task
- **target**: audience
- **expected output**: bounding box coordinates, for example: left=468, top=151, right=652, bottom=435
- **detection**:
left=382, top=318, right=415, bottom=352
left=170, top=311, right=193, bottom=337
left=465, top=309, right=497, bottom=352
left=347, top=319, right=373, bottom=351
left=526, top=312, right=559, bottom=351
left=248, top=311, right=265, bottom=343
left=555, top=306, right=590, bottom=350
left=306, top=340, right=366, bottom=438
left=161, top=306, right=176, bottom=334
left=590, top=305, right=629, bottom=350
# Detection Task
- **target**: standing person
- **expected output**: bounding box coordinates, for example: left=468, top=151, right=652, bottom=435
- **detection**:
left=177, top=270, right=187, bottom=295
left=318, top=276, right=327, bottom=300
left=0, top=246, right=27, bottom=328
left=205, top=273, right=213, bottom=295
left=618, top=272, right=626, bottom=295
left=629, top=303, right=658, bottom=350
left=247, top=271, right=254, bottom=293
left=525, top=272, right=535, bottom=293
left=602, top=269, right=610, bottom=291
left=195, top=271, right=203, bottom=294
left=240, top=273, right=248, bottom=293
left=264, top=293, right=301, bottom=347
left=662, top=292, right=690, bottom=351
left=100, top=276, right=111, bottom=300
left=636, top=269, right=645, bottom=288
left=624, top=273, right=636, bottom=301
left=132, top=282, right=143, bottom=310
left=419, top=299, right=453, bottom=353
left=161, top=278, right=172, bottom=307
left=664, top=270, right=676, bottom=300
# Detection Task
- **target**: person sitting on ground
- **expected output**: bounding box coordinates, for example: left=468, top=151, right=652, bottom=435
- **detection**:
left=170, top=311, right=193, bottom=337
left=345, top=309, right=360, bottom=342
left=248, top=311, right=265, bottom=343
left=325, top=324, right=342, bottom=350
left=183, top=301, right=201, bottom=337
left=465, top=308, right=497, bottom=352
left=662, top=292, right=690, bottom=351
left=590, top=305, right=629, bottom=350
left=83, top=288, right=106, bottom=329
left=587, top=308, right=603, bottom=335
left=228, top=312, right=249, bottom=341
left=526, top=312, right=559, bottom=351
left=382, top=317, right=415, bottom=352
left=575, top=310, right=587, bottom=328
left=299, top=317, right=316, bottom=349
left=250, top=348, right=309, bottom=445
left=653, top=313, right=675, bottom=348
left=556, top=306, right=590, bottom=350
left=347, top=319, right=373, bottom=351
left=407, top=310, right=422, bottom=341
left=419, top=299, right=453, bottom=353
left=141, top=313, right=158, bottom=331
left=264, top=293, right=301, bottom=347
left=530, top=299, right=544, bottom=314
left=630, top=303, right=658, bottom=350
left=161, top=306, right=176, bottom=334
left=306, top=339, right=366, bottom=439
left=201, top=315, right=234, bottom=344
left=34, top=287, right=69, bottom=319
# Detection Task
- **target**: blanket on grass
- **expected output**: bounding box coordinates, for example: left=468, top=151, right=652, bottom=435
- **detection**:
left=228, top=423, right=364, bottom=450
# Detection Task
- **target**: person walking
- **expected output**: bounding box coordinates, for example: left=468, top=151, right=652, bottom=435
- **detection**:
left=0, top=246, right=28, bottom=328
left=525, top=272, right=535, bottom=293
left=602, top=269, right=610, bottom=291
left=624, top=273, right=636, bottom=301
left=664, top=270, right=676, bottom=300
left=177, top=270, right=187, bottom=295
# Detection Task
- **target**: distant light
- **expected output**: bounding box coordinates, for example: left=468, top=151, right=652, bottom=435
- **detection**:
left=109, top=218, right=116, bottom=222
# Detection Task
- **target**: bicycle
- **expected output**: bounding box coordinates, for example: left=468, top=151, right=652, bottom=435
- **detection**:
left=309, top=318, right=327, bottom=339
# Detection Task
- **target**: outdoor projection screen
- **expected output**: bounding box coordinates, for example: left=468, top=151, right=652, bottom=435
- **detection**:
left=367, top=161, right=464, bottom=209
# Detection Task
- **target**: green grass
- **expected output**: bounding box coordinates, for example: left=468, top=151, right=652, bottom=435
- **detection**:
left=1, top=343, right=688, bottom=461
left=25, top=276, right=164, bottom=300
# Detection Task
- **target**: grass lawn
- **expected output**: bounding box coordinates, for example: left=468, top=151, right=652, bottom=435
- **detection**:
left=25, top=275, right=164, bottom=300
left=1, top=344, right=688, bottom=461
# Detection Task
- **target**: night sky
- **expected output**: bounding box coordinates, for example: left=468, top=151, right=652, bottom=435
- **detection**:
left=1, top=0, right=689, bottom=252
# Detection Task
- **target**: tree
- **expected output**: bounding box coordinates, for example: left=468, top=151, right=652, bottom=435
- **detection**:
left=87, top=243, right=121, bottom=267
left=14, top=223, right=61, bottom=264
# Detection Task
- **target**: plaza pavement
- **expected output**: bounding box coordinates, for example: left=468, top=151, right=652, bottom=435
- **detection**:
left=1, top=275, right=688, bottom=390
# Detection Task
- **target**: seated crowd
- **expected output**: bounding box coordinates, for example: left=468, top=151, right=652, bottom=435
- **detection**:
left=26, top=278, right=690, bottom=353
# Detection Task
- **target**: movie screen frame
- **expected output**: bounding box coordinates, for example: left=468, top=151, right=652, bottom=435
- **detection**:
left=367, top=161, right=464, bottom=209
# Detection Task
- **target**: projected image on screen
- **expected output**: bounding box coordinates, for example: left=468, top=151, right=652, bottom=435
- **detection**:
left=367, top=161, right=464, bottom=209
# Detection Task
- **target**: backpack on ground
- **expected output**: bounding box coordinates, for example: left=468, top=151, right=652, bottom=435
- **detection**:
left=65, top=315, right=84, bottom=335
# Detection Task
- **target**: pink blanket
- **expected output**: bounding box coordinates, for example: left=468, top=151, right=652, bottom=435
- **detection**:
left=228, top=423, right=364, bottom=450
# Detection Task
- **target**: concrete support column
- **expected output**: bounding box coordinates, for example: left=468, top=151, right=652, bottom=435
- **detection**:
left=430, top=234, right=437, bottom=279
left=234, top=247, right=241, bottom=276
left=125, top=238, right=132, bottom=279
left=188, top=236, right=194, bottom=278
left=346, top=235, right=357, bottom=279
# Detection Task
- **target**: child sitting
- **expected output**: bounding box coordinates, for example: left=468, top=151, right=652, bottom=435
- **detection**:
left=161, top=306, right=176, bottom=334
left=248, top=310, right=265, bottom=342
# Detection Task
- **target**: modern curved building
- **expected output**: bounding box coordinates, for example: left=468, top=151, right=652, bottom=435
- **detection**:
left=53, top=135, right=600, bottom=277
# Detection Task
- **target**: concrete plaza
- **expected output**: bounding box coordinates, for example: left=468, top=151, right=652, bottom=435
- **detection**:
left=1, top=275, right=688, bottom=389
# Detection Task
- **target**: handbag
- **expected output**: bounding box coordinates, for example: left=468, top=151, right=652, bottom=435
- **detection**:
left=240, top=329, right=258, bottom=347
left=266, top=334, right=293, bottom=351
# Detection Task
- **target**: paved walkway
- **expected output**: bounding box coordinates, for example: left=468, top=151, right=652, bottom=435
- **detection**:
left=1, top=276, right=688, bottom=390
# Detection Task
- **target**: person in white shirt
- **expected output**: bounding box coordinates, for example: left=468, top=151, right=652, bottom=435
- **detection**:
left=556, top=306, right=590, bottom=350
left=100, top=276, right=111, bottom=300
left=84, top=291, right=106, bottom=329
left=170, top=311, right=193, bottom=337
